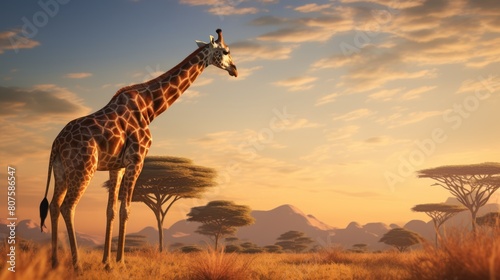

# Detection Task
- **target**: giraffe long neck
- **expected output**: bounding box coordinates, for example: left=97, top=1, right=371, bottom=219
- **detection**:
left=110, top=44, right=211, bottom=124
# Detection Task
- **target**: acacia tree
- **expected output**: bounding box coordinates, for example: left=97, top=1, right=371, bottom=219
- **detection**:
left=379, top=228, right=423, bottom=252
left=187, top=200, right=255, bottom=250
left=417, top=162, right=500, bottom=231
left=411, top=203, right=467, bottom=246
left=275, top=230, right=314, bottom=253
left=104, top=156, right=217, bottom=252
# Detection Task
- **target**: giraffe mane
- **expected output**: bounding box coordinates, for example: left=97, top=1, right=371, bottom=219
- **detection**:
left=111, top=44, right=208, bottom=99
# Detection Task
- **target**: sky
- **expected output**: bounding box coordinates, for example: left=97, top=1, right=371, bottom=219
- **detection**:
left=1, top=0, right=500, bottom=238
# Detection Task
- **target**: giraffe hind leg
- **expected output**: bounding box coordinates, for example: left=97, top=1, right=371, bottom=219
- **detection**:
left=49, top=157, right=67, bottom=269
left=60, top=166, right=96, bottom=270
left=102, top=168, right=125, bottom=269
left=116, top=163, right=144, bottom=264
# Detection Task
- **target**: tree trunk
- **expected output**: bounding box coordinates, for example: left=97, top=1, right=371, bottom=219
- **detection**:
left=155, top=212, right=163, bottom=252
left=432, top=220, right=439, bottom=248
left=214, top=233, right=219, bottom=251
left=471, top=209, right=478, bottom=233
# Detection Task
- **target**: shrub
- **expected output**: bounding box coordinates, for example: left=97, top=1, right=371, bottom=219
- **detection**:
left=224, top=244, right=242, bottom=253
left=189, top=249, right=252, bottom=280
left=180, top=245, right=203, bottom=253
left=263, top=245, right=283, bottom=253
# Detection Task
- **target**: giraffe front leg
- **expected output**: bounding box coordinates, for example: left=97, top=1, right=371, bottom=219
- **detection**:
left=116, top=199, right=131, bottom=264
left=102, top=169, right=124, bottom=269
left=116, top=163, right=143, bottom=264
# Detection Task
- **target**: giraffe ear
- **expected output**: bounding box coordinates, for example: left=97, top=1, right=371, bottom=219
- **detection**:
left=195, top=40, right=207, bottom=48
left=209, top=35, right=217, bottom=47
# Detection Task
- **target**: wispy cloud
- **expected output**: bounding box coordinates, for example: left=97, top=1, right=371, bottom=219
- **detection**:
left=368, top=86, right=436, bottom=101
left=360, top=135, right=409, bottom=148
left=347, top=68, right=437, bottom=94
left=0, top=85, right=90, bottom=122
left=456, top=75, right=500, bottom=94
left=0, top=30, right=40, bottom=54
left=64, top=72, right=93, bottom=79
left=326, top=125, right=359, bottom=141
left=310, top=55, right=354, bottom=71
left=282, top=118, right=322, bottom=130
left=273, top=76, right=317, bottom=91
left=376, top=109, right=442, bottom=128
left=0, top=121, right=49, bottom=164
left=249, top=15, right=290, bottom=26
left=0, top=85, right=91, bottom=161
left=257, top=26, right=337, bottom=43
left=294, top=3, right=333, bottom=13
left=179, top=0, right=260, bottom=16
left=315, top=93, right=339, bottom=106
left=254, top=6, right=355, bottom=43
left=298, top=0, right=500, bottom=98
left=230, top=41, right=296, bottom=62
left=339, top=0, right=424, bottom=9
left=333, top=108, right=376, bottom=122
left=400, top=86, right=436, bottom=100
left=368, top=88, right=402, bottom=102
left=188, top=129, right=300, bottom=181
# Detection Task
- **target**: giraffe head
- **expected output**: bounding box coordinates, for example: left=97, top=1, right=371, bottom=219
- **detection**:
left=196, top=29, right=238, bottom=77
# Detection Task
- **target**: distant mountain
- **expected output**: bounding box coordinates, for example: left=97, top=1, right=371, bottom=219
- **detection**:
left=328, top=222, right=393, bottom=251
left=0, top=219, right=102, bottom=247
left=10, top=198, right=500, bottom=252
left=141, top=205, right=396, bottom=251
left=237, top=204, right=333, bottom=246
left=404, top=220, right=434, bottom=242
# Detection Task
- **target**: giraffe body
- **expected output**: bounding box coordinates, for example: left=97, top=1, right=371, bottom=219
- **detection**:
left=40, top=29, right=237, bottom=269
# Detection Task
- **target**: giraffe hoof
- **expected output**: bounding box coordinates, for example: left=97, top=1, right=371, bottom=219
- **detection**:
left=116, top=260, right=127, bottom=269
left=104, top=263, right=113, bottom=272
left=73, top=264, right=83, bottom=273
left=51, top=259, right=59, bottom=269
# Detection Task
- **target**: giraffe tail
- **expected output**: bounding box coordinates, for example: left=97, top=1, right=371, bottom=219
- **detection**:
left=39, top=148, right=53, bottom=232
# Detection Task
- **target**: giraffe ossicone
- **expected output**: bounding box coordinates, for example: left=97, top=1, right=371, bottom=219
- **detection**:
left=39, top=29, right=237, bottom=270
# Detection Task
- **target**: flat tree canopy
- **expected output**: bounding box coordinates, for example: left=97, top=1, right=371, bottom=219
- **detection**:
left=417, top=162, right=500, bottom=177
left=379, top=228, right=423, bottom=252
left=417, top=162, right=500, bottom=231
left=187, top=200, right=255, bottom=250
left=411, top=203, right=467, bottom=228
left=412, top=203, right=467, bottom=246
left=133, top=156, right=217, bottom=201
left=275, top=230, right=314, bottom=253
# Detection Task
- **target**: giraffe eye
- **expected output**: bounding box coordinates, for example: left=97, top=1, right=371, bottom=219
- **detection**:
left=223, top=50, right=230, bottom=55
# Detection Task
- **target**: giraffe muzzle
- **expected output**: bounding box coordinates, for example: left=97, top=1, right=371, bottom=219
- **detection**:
left=228, top=64, right=238, bottom=77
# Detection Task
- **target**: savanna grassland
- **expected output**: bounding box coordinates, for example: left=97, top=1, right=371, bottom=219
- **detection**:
left=1, top=228, right=498, bottom=280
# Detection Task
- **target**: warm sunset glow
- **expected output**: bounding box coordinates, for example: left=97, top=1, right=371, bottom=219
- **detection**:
left=1, top=0, right=500, bottom=239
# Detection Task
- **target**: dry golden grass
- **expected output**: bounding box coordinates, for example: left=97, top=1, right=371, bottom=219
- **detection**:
left=0, top=228, right=498, bottom=280
left=408, top=227, right=500, bottom=280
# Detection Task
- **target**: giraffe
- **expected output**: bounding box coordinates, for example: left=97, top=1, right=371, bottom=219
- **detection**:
left=39, top=29, right=237, bottom=270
